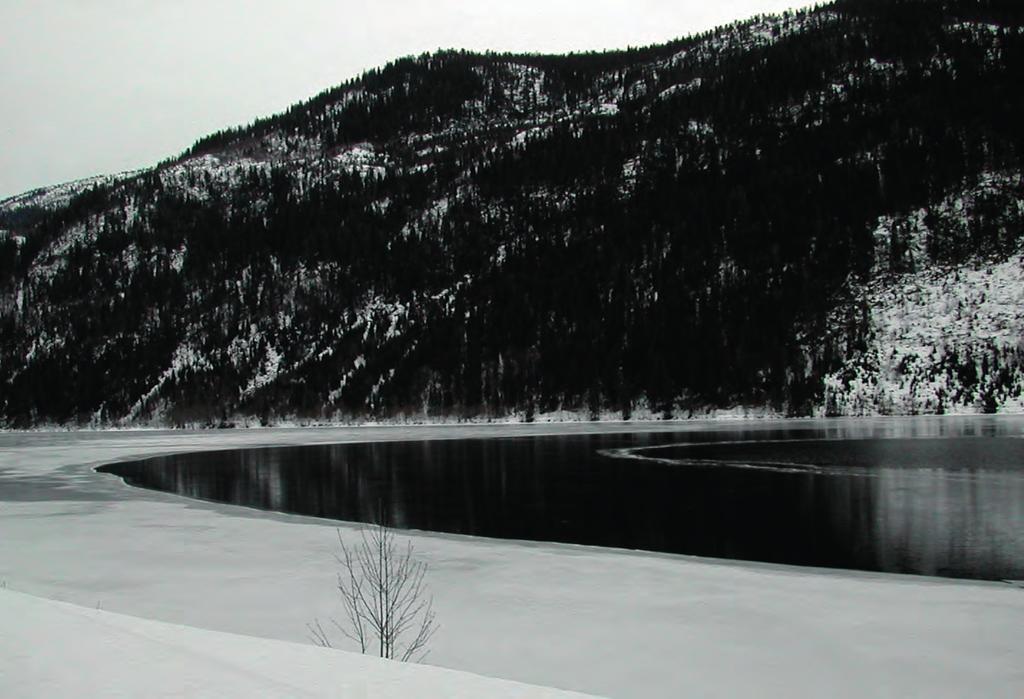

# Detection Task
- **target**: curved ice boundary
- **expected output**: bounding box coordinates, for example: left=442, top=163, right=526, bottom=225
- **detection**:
left=597, top=438, right=989, bottom=479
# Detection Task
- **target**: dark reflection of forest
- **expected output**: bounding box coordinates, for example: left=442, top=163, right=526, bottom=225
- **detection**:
left=100, top=419, right=1024, bottom=580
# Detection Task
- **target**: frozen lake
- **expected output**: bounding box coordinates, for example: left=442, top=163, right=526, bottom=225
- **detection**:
left=3, top=418, right=1024, bottom=698
left=98, top=419, right=1024, bottom=580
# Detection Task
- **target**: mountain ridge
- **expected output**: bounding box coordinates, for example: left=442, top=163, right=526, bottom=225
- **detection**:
left=2, top=0, right=1023, bottom=427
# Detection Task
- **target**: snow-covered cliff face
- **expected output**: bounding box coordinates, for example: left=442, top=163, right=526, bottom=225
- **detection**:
left=1, top=0, right=1023, bottom=426
left=821, top=172, right=1024, bottom=416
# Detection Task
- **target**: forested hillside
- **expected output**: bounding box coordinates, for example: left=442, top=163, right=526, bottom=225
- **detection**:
left=1, top=0, right=1022, bottom=426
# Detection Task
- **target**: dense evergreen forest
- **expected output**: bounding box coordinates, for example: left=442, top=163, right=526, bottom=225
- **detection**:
left=1, top=0, right=1023, bottom=426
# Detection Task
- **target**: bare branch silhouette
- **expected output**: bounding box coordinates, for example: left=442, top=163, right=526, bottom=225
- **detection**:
left=310, top=522, right=438, bottom=662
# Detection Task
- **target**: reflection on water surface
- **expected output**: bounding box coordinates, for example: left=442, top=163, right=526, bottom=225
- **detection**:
left=99, top=418, right=1024, bottom=580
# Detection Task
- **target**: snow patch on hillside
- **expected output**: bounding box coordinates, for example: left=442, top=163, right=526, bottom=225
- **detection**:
left=161, top=155, right=272, bottom=204
left=620, top=157, right=641, bottom=196
left=822, top=172, right=1024, bottom=416
left=241, top=344, right=284, bottom=399
left=824, top=254, right=1024, bottom=415
left=0, top=170, right=143, bottom=214
left=333, top=142, right=389, bottom=177
left=661, top=9, right=840, bottom=69
left=872, top=171, right=1023, bottom=276
left=128, top=342, right=215, bottom=421
left=28, top=220, right=98, bottom=283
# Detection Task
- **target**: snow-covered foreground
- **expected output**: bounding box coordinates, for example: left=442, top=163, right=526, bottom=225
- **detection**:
left=0, top=588, right=596, bottom=698
left=1, top=421, right=1023, bottom=698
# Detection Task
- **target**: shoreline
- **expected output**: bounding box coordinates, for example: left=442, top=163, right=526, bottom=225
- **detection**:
left=5, top=408, right=1024, bottom=435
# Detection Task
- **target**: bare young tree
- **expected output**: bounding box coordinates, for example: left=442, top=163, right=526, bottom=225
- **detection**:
left=309, top=522, right=438, bottom=662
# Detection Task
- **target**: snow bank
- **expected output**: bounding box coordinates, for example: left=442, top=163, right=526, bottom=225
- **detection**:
left=0, top=589, right=598, bottom=698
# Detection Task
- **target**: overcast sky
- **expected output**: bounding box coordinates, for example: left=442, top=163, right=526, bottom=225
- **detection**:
left=0, top=0, right=806, bottom=200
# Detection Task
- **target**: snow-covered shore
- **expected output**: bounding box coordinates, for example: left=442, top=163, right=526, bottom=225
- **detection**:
left=1, top=420, right=1022, bottom=698
left=0, top=588, right=598, bottom=698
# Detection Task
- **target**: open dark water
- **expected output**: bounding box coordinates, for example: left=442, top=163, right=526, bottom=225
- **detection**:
left=98, top=420, right=1024, bottom=580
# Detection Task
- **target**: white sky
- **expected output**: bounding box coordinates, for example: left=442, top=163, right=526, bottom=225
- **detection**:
left=0, top=0, right=805, bottom=200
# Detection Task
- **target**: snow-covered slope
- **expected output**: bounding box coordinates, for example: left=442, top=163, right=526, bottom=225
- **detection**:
left=820, top=172, right=1024, bottom=416
left=0, top=589, right=599, bottom=699
left=0, top=169, right=143, bottom=214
